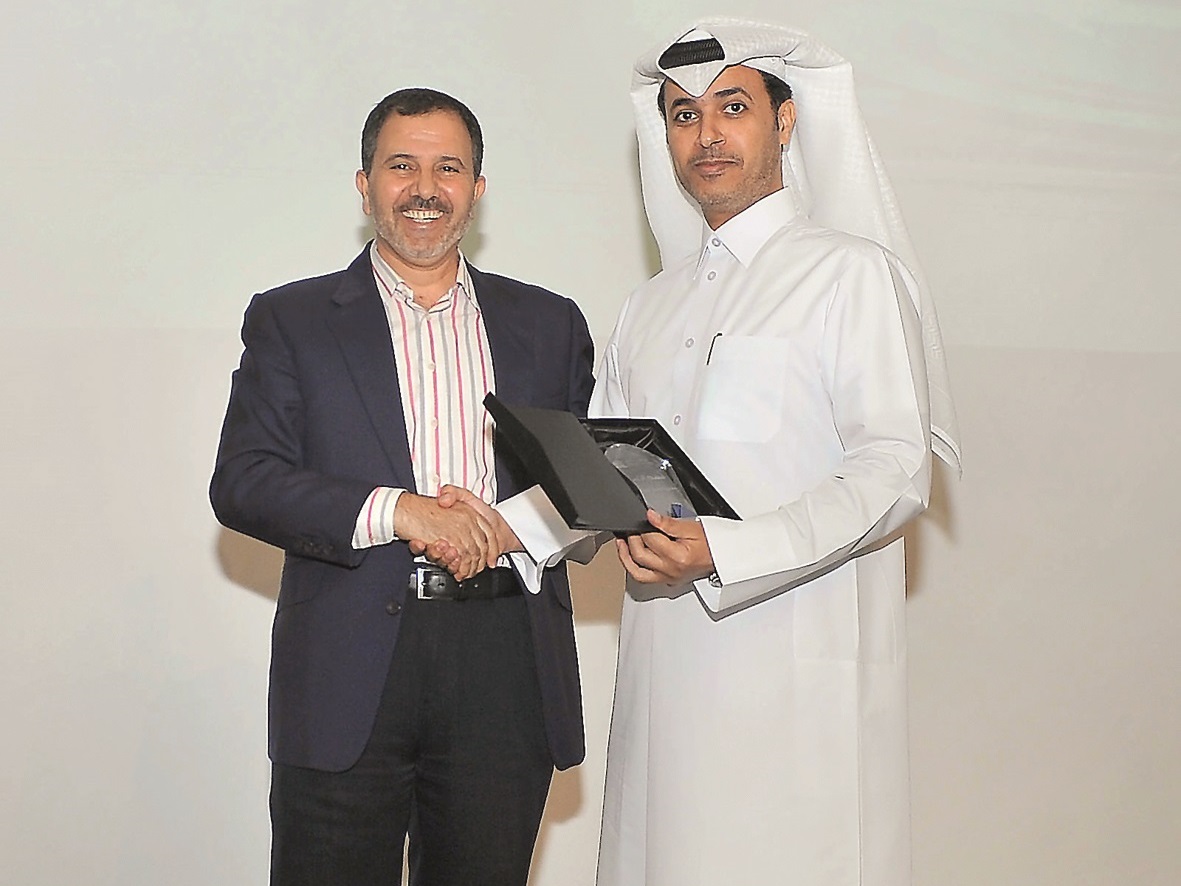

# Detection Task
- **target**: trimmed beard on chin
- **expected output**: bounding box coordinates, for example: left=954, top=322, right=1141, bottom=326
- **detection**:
left=373, top=206, right=476, bottom=265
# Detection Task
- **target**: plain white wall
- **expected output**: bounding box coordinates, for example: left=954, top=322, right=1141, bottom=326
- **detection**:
left=2, top=1, right=1178, bottom=884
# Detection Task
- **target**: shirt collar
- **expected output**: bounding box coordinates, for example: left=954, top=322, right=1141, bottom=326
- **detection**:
left=698, top=187, right=799, bottom=269
left=368, top=242, right=476, bottom=309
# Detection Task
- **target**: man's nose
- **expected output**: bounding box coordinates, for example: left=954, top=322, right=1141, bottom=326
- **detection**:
left=412, top=168, right=439, bottom=199
left=698, top=113, right=724, bottom=147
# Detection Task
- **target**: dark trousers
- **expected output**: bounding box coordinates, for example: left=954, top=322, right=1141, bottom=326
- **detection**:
left=270, top=591, right=554, bottom=886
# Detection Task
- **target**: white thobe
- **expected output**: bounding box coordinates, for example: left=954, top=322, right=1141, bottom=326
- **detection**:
left=592, top=189, right=932, bottom=886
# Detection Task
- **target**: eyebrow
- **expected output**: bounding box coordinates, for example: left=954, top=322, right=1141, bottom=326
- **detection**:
left=711, top=86, right=754, bottom=102
left=383, top=152, right=468, bottom=167
left=667, top=85, right=754, bottom=112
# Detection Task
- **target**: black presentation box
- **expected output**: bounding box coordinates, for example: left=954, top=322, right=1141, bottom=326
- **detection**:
left=484, top=393, right=738, bottom=533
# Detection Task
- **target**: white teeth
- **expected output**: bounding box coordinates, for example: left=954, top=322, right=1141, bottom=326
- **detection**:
left=403, top=210, right=443, bottom=221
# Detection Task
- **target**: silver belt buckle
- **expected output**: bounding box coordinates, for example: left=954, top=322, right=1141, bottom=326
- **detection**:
left=413, top=564, right=434, bottom=600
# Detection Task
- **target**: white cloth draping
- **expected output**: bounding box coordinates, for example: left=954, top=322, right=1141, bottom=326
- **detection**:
left=593, top=188, right=922, bottom=886
left=631, top=17, right=960, bottom=471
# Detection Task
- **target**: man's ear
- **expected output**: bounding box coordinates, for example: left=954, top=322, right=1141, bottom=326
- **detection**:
left=355, top=169, right=371, bottom=215
left=473, top=175, right=486, bottom=204
left=777, top=99, right=797, bottom=148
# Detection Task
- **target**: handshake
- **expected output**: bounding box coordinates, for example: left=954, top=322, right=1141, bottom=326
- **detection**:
left=394, top=485, right=522, bottom=582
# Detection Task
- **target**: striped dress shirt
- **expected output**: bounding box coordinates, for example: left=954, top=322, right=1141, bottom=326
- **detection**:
left=352, top=244, right=497, bottom=549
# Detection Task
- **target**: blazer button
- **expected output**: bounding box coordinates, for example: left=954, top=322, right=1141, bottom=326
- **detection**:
left=385, top=601, right=401, bottom=616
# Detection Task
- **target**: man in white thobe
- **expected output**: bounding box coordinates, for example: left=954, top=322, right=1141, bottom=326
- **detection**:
left=592, top=19, right=962, bottom=886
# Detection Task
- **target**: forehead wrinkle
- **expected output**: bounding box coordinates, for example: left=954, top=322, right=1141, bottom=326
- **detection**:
left=711, top=86, right=752, bottom=101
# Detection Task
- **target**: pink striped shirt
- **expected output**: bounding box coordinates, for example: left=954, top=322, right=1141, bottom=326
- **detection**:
left=352, top=245, right=497, bottom=549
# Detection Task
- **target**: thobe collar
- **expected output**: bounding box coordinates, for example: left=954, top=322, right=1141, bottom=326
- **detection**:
left=695, top=187, right=798, bottom=276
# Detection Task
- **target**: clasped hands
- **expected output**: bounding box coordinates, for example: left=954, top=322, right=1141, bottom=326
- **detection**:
left=397, top=488, right=717, bottom=588
left=394, top=486, right=522, bottom=581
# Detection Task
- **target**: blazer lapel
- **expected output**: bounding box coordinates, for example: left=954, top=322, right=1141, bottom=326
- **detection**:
left=470, top=264, right=535, bottom=500
left=328, top=247, right=417, bottom=492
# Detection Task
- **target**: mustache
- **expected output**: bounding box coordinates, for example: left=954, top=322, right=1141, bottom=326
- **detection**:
left=397, top=196, right=450, bottom=213
left=691, top=150, right=741, bottom=165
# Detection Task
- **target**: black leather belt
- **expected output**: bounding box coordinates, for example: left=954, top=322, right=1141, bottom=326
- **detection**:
left=410, top=564, right=523, bottom=602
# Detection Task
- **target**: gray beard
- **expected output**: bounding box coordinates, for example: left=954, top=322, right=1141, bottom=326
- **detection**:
left=373, top=205, right=476, bottom=266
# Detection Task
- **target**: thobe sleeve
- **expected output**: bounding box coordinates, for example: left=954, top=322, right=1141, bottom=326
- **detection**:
left=695, top=253, right=932, bottom=613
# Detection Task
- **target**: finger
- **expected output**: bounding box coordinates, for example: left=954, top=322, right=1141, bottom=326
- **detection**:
left=459, top=550, right=484, bottom=581
left=628, top=534, right=684, bottom=583
left=616, top=536, right=664, bottom=583
left=645, top=509, right=672, bottom=534
left=453, top=498, right=513, bottom=565
left=645, top=509, right=695, bottom=539
left=624, top=532, right=666, bottom=569
left=425, top=540, right=458, bottom=566
left=441, top=484, right=478, bottom=507
left=408, top=538, right=428, bottom=556
left=483, top=513, right=506, bottom=567
left=448, top=553, right=471, bottom=582
left=636, top=529, right=678, bottom=557
left=439, top=509, right=487, bottom=559
left=437, top=484, right=464, bottom=509
left=469, top=512, right=499, bottom=564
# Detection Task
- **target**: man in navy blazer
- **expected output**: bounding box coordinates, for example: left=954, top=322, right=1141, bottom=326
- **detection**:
left=211, top=88, right=594, bottom=886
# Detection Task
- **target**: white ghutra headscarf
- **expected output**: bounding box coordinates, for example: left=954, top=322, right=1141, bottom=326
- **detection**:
left=633, top=18, right=962, bottom=473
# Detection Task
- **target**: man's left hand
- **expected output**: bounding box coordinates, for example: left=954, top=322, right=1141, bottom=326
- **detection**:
left=616, top=509, right=715, bottom=585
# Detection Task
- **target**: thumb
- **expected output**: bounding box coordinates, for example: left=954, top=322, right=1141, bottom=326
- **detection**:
left=646, top=508, right=674, bottom=535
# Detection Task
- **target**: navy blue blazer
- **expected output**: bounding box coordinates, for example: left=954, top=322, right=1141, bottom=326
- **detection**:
left=210, top=246, right=595, bottom=772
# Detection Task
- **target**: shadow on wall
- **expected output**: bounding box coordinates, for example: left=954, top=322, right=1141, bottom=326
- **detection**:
left=905, top=460, right=959, bottom=598
left=569, top=545, right=627, bottom=626
left=536, top=552, right=626, bottom=825
left=532, top=763, right=587, bottom=883
left=216, top=527, right=283, bottom=602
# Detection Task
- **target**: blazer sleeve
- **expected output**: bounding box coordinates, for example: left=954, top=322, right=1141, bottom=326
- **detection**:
left=565, top=296, right=596, bottom=418
left=210, top=292, right=374, bottom=568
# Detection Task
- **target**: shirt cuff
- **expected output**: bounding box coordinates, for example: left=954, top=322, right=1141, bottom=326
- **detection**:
left=506, top=551, right=545, bottom=594
left=352, top=487, right=404, bottom=549
left=496, top=485, right=598, bottom=568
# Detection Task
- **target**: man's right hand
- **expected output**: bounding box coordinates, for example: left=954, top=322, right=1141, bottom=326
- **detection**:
left=436, top=485, right=524, bottom=554
left=394, top=493, right=499, bottom=581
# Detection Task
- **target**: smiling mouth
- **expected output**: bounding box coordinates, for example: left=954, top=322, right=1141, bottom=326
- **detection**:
left=402, top=209, right=445, bottom=222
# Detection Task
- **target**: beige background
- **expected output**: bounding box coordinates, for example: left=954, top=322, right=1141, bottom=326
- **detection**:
left=2, top=1, right=1178, bottom=884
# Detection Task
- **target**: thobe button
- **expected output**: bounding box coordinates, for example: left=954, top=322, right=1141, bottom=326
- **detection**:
left=707, top=271, right=717, bottom=281
left=385, top=601, right=401, bottom=616
left=711, top=238, right=721, bottom=247
left=673, top=415, right=682, bottom=425
left=685, top=337, right=694, bottom=348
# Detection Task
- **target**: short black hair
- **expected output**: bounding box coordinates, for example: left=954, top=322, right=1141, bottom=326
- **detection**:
left=657, top=67, right=793, bottom=120
left=361, top=88, right=484, bottom=177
